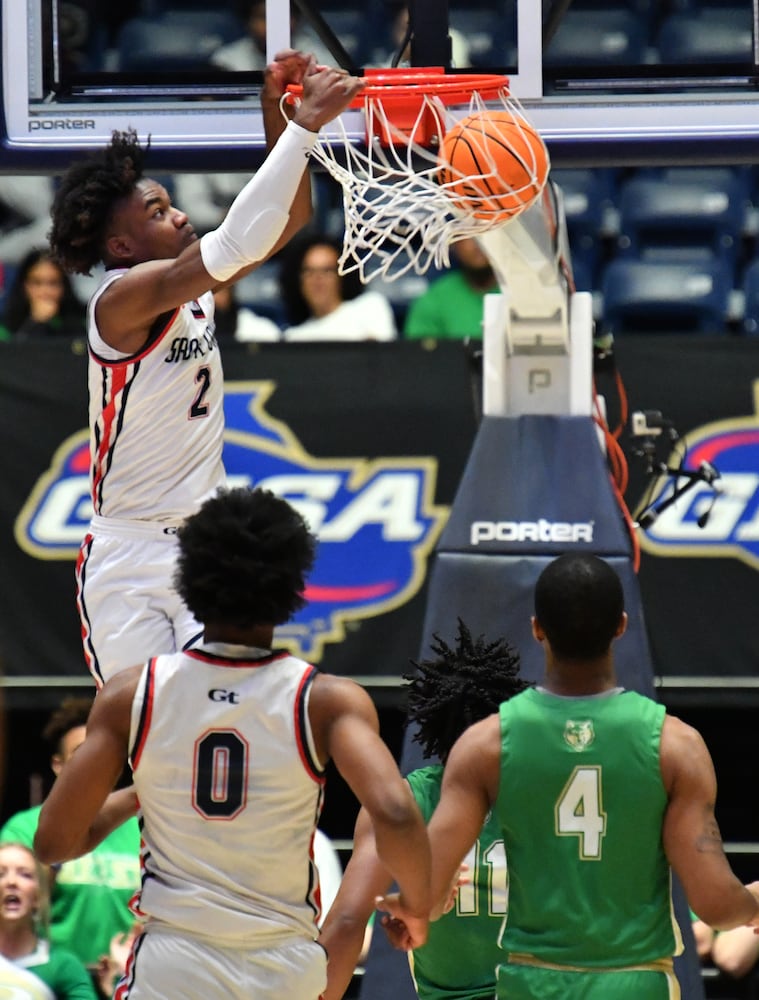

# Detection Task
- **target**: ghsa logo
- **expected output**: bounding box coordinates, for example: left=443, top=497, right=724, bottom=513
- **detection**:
left=15, top=381, right=447, bottom=659
left=639, top=393, right=759, bottom=570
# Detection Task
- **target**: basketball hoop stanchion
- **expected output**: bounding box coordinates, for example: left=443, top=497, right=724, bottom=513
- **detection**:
left=284, top=68, right=550, bottom=282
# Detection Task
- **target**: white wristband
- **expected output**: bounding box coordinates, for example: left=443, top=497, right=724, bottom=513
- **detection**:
left=200, top=120, right=318, bottom=282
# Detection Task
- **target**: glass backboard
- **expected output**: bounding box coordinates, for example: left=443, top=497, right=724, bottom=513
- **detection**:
left=2, top=0, right=758, bottom=169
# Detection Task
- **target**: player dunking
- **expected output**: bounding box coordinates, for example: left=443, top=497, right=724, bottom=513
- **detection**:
left=48, top=53, right=364, bottom=685
left=380, top=554, right=759, bottom=1000
left=34, top=486, right=430, bottom=1000
left=319, top=619, right=530, bottom=1000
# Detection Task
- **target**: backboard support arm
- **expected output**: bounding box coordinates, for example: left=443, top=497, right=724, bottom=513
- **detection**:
left=479, top=181, right=594, bottom=417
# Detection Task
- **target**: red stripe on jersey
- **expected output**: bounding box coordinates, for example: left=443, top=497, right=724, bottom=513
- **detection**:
left=185, top=648, right=290, bottom=668
left=113, top=928, right=144, bottom=999
left=75, top=533, right=103, bottom=688
left=88, top=307, right=181, bottom=368
left=128, top=886, right=146, bottom=921
left=130, top=659, right=157, bottom=770
left=89, top=306, right=181, bottom=510
left=91, top=363, right=129, bottom=512
left=307, top=823, right=323, bottom=925
left=130, top=826, right=149, bottom=921
left=294, top=666, right=325, bottom=784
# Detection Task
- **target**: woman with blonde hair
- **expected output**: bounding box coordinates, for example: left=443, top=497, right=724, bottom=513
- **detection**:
left=0, top=842, right=97, bottom=998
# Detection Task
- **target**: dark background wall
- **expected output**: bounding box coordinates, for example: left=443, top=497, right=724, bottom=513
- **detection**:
left=0, top=337, right=757, bottom=860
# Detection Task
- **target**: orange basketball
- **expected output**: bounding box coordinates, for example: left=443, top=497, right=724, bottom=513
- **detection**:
left=438, top=110, right=549, bottom=223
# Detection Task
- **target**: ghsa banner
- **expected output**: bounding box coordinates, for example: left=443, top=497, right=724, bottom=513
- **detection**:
left=638, top=383, right=759, bottom=570
left=14, top=381, right=447, bottom=660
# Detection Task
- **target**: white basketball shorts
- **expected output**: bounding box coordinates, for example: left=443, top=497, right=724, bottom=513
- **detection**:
left=76, top=515, right=203, bottom=686
left=116, top=927, right=327, bottom=1000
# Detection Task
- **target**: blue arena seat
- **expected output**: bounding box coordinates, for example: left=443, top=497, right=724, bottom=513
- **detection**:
left=656, top=8, right=753, bottom=64
left=116, top=10, right=243, bottom=72
left=449, top=5, right=514, bottom=68
left=616, top=175, right=747, bottom=269
left=600, top=258, right=732, bottom=335
left=552, top=168, right=619, bottom=289
left=567, top=254, right=594, bottom=294
left=636, top=165, right=754, bottom=204
left=544, top=9, right=649, bottom=67
left=547, top=0, right=657, bottom=35
left=740, top=259, right=759, bottom=336
left=139, top=0, right=240, bottom=12
left=0, top=262, right=17, bottom=320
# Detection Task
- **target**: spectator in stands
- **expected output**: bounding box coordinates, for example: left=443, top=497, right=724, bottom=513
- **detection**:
left=0, top=697, right=141, bottom=984
left=212, top=284, right=281, bottom=341
left=367, top=2, right=471, bottom=69
left=280, top=233, right=397, bottom=341
left=0, top=178, right=56, bottom=267
left=0, top=249, right=85, bottom=341
left=404, top=237, right=497, bottom=340
left=692, top=914, right=759, bottom=983
left=0, top=841, right=97, bottom=998
left=211, top=0, right=334, bottom=72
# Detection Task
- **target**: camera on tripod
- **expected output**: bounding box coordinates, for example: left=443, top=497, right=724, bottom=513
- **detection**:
left=630, top=410, right=670, bottom=439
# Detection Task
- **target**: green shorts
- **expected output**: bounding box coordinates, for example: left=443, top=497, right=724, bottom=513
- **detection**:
left=496, top=960, right=680, bottom=1000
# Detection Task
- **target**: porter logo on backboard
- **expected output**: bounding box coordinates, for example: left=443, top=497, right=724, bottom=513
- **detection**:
left=15, top=381, right=447, bottom=659
left=639, top=382, right=759, bottom=570
left=470, top=519, right=594, bottom=545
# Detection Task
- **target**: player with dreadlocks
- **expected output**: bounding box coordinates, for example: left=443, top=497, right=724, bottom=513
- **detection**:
left=48, top=52, right=363, bottom=686
left=319, top=619, right=530, bottom=1000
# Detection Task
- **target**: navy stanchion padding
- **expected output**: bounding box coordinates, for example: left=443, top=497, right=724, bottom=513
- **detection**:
left=359, top=415, right=705, bottom=1000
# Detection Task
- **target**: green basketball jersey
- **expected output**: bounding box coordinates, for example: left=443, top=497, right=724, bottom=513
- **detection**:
left=495, top=687, right=681, bottom=969
left=407, top=765, right=506, bottom=1000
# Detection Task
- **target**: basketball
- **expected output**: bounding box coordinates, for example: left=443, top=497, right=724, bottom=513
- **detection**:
left=438, top=110, right=550, bottom=223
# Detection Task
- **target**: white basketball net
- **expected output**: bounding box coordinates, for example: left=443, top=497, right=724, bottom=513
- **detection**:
left=287, top=86, right=549, bottom=283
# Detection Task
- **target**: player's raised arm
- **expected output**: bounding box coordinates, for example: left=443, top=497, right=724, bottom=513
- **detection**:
left=57, top=56, right=363, bottom=354
left=258, top=52, right=358, bottom=260
left=309, top=673, right=431, bottom=950
left=660, top=714, right=759, bottom=930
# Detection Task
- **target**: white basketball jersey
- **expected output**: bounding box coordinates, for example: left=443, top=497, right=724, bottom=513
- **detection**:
left=87, top=270, right=225, bottom=521
left=129, top=644, right=327, bottom=948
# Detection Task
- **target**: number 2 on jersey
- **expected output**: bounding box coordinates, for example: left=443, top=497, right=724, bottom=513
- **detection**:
left=189, top=365, right=211, bottom=419
left=555, top=765, right=606, bottom=860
